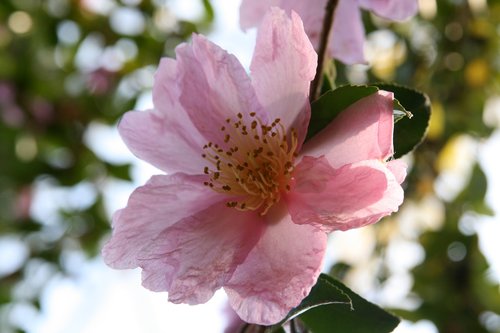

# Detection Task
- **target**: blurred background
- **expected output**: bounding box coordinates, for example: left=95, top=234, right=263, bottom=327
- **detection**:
left=0, top=0, right=499, bottom=332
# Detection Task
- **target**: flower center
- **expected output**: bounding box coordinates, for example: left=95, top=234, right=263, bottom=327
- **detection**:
left=202, top=112, right=298, bottom=215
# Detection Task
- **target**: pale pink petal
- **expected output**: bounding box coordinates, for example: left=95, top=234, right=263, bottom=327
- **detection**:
left=225, top=203, right=327, bottom=325
left=118, top=109, right=206, bottom=175
left=359, top=0, right=418, bottom=21
left=278, top=0, right=327, bottom=49
left=102, top=173, right=222, bottom=269
left=139, top=202, right=264, bottom=304
left=176, top=34, right=266, bottom=146
left=387, top=159, right=407, bottom=184
left=287, top=156, right=404, bottom=232
left=239, top=0, right=278, bottom=30
left=250, top=7, right=318, bottom=146
left=301, top=90, right=395, bottom=168
left=240, top=0, right=325, bottom=48
left=329, top=0, right=366, bottom=64
left=119, top=58, right=208, bottom=174
left=152, top=58, right=178, bottom=114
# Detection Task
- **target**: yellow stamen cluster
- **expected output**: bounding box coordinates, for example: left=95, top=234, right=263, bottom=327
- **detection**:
left=202, top=112, right=298, bottom=215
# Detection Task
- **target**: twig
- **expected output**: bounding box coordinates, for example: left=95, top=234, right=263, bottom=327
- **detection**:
left=309, top=0, right=338, bottom=102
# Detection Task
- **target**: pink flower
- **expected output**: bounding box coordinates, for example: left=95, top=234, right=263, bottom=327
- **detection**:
left=240, top=0, right=418, bottom=64
left=102, top=7, right=406, bottom=325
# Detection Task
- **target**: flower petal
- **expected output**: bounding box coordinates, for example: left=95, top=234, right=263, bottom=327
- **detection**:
left=287, top=156, right=404, bottom=232
left=250, top=7, right=318, bottom=145
left=329, top=0, right=366, bottom=64
left=240, top=0, right=325, bottom=48
left=225, top=203, right=327, bottom=325
left=176, top=34, right=266, bottom=146
left=301, top=90, right=395, bottom=168
left=387, top=158, right=407, bottom=184
left=359, top=0, right=418, bottom=21
left=239, top=0, right=278, bottom=30
left=119, top=58, right=208, bottom=174
left=118, top=109, right=207, bottom=175
left=102, top=173, right=222, bottom=269
left=139, top=202, right=264, bottom=305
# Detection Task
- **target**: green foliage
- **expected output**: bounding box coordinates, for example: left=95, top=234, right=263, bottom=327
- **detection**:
left=308, top=85, right=378, bottom=140
left=309, top=84, right=429, bottom=159
left=374, top=84, right=431, bottom=158
left=296, top=274, right=400, bottom=333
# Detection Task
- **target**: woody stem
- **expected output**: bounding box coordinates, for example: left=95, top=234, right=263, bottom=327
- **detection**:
left=309, top=0, right=338, bottom=102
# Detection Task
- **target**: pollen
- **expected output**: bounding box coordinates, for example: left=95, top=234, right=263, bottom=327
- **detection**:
left=202, top=112, right=298, bottom=215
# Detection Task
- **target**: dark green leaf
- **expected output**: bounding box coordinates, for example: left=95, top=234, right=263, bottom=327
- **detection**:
left=308, top=85, right=414, bottom=142
left=393, top=99, right=413, bottom=123
left=298, top=274, right=400, bottom=333
left=308, top=85, right=378, bottom=141
left=375, top=84, right=431, bottom=158
left=283, top=274, right=353, bottom=323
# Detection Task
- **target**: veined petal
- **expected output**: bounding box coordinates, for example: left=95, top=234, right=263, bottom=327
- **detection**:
left=250, top=7, right=318, bottom=146
left=301, top=90, right=395, bottom=168
left=239, top=0, right=325, bottom=46
left=176, top=34, right=266, bottom=146
left=359, top=0, right=419, bottom=21
left=139, top=202, right=264, bottom=305
left=119, top=58, right=208, bottom=174
left=287, top=156, right=404, bottom=232
left=240, top=0, right=279, bottom=30
left=279, top=0, right=327, bottom=49
left=102, top=173, right=222, bottom=269
left=118, top=109, right=206, bottom=174
left=329, top=0, right=366, bottom=64
left=225, top=203, right=327, bottom=325
left=153, top=58, right=178, bottom=114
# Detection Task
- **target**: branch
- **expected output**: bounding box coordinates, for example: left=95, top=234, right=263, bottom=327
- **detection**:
left=309, top=0, right=338, bottom=102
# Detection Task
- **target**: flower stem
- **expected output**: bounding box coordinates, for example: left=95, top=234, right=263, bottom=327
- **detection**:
left=309, top=0, right=338, bottom=102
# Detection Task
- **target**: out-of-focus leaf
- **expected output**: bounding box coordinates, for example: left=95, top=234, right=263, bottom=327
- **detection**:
left=455, top=163, right=494, bottom=216
left=105, top=163, right=132, bottom=181
left=201, top=0, right=215, bottom=23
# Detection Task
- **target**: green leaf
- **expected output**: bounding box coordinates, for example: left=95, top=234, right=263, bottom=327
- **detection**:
left=296, top=274, right=400, bottom=333
left=393, top=99, right=413, bottom=123
left=455, top=163, right=494, bottom=215
left=308, top=85, right=378, bottom=141
left=105, top=162, right=132, bottom=181
left=308, top=84, right=428, bottom=158
left=282, top=274, right=353, bottom=324
left=374, top=84, right=431, bottom=158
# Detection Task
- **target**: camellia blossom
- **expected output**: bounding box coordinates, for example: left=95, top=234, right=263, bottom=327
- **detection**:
left=102, top=7, right=406, bottom=325
left=240, top=0, right=418, bottom=64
